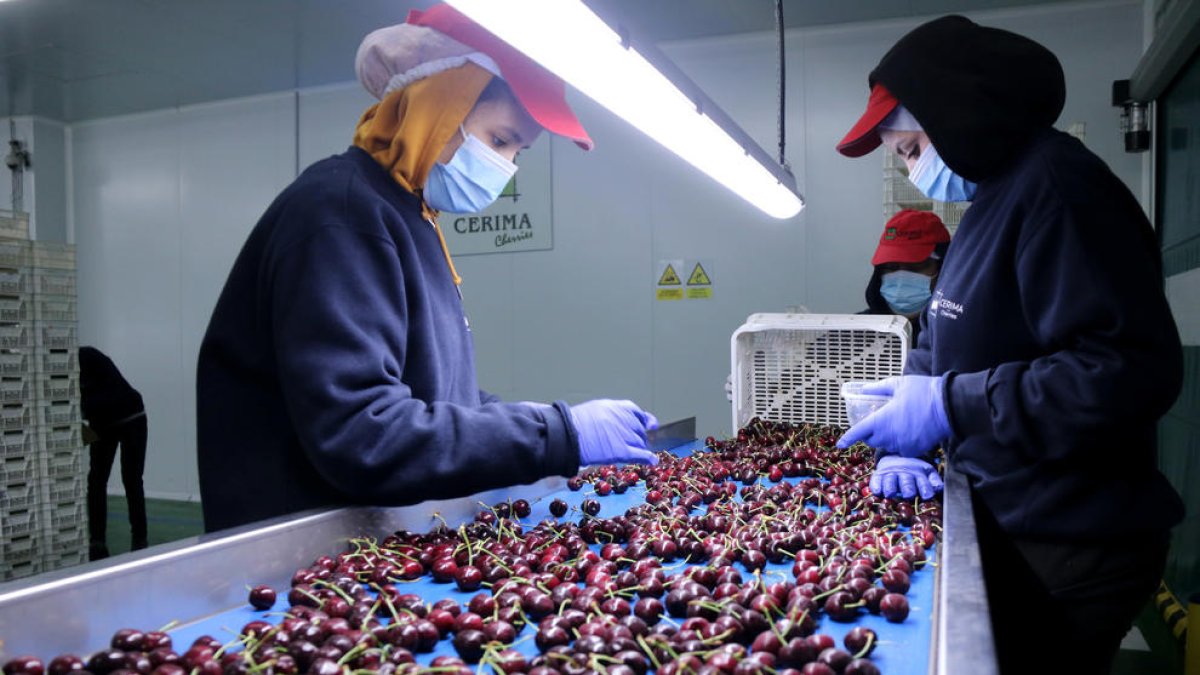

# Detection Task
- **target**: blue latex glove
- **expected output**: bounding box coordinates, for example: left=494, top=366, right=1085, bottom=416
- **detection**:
left=570, top=399, right=659, bottom=466
left=837, top=375, right=950, bottom=457
left=870, top=455, right=944, bottom=499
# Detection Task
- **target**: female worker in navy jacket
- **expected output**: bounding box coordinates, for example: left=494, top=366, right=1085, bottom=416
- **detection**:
left=197, top=5, right=657, bottom=533
left=835, top=16, right=1184, bottom=674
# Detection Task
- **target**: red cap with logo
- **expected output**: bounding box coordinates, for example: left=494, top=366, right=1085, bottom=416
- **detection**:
left=407, top=4, right=593, bottom=150
left=837, top=84, right=901, bottom=157
left=872, top=209, right=951, bottom=266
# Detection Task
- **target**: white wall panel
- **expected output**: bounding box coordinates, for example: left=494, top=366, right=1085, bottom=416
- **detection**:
left=74, top=95, right=294, bottom=501
left=74, top=112, right=186, bottom=499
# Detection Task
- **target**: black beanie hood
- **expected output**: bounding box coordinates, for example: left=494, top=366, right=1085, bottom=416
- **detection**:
left=868, top=15, right=1066, bottom=182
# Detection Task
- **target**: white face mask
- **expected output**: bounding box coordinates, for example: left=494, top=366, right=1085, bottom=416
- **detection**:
left=423, top=126, right=518, bottom=213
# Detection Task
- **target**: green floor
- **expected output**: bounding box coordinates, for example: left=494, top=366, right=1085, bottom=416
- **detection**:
left=101, top=497, right=1187, bottom=673
left=101, top=495, right=205, bottom=555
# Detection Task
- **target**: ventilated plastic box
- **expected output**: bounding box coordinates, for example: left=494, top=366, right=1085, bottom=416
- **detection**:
left=0, top=506, right=39, bottom=539
left=730, top=313, right=911, bottom=432
left=0, top=322, right=30, bottom=349
left=0, top=480, right=40, bottom=510
left=0, top=375, right=31, bottom=403
left=0, top=267, right=30, bottom=295
left=31, top=242, right=75, bottom=271
left=0, top=428, right=35, bottom=458
left=38, top=400, right=81, bottom=427
left=0, top=453, right=37, bottom=484
left=36, top=347, right=78, bottom=375
left=33, top=295, right=76, bottom=323
left=39, top=424, right=82, bottom=453
left=0, top=402, right=34, bottom=431
left=0, top=349, right=30, bottom=376
left=0, top=294, right=30, bottom=323
left=38, top=373, right=79, bottom=401
left=0, top=241, right=32, bottom=269
left=31, top=269, right=76, bottom=297
left=0, top=210, right=30, bottom=240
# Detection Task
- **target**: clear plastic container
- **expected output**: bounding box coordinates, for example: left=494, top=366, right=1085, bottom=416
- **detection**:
left=840, top=381, right=892, bottom=426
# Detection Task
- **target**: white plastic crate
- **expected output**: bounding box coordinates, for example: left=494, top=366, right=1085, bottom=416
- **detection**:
left=0, top=402, right=33, bottom=431
left=0, top=268, right=30, bottom=295
left=0, top=453, right=38, bottom=484
left=0, top=375, right=31, bottom=403
left=36, top=348, right=78, bottom=375
left=0, top=322, right=30, bottom=349
left=42, top=499, right=85, bottom=531
left=0, top=210, right=30, bottom=240
left=31, top=269, right=76, bottom=297
left=38, top=373, right=79, bottom=401
left=39, top=450, right=82, bottom=481
left=731, top=313, right=911, bottom=432
left=35, top=322, right=77, bottom=350
left=0, top=429, right=35, bottom=458
left=39, top=424, right=82, bottom=453
left=0, top=294, right=30, bottom=323
left=33, top=295, right=76, bottom=323
left=0, top=532, right=38, bottom=565
left=0, top=481, right=40, bottom=510
left=42, top=474, right=84, bottom=505
left=42, top=549, right=86, bottom=572
left=0, top=506, right=39, bottom=539
left=0, top=557, right=42, bottom=581
left=0, top=241, right=32, bottom=269
left=31, top=242, right=75, bottom=271
left=0, top=349, right=30, bottom=376
left=38, top=400, right=81, bottom=426
left=42, top=522, right=86, bottom=555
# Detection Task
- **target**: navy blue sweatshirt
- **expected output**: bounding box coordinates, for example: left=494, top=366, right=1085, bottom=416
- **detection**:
left=197, top=147, right=579, bottom=532
left=872, top=16, right=1183, bottom=541
left=79, top=346, right=145, bottom=433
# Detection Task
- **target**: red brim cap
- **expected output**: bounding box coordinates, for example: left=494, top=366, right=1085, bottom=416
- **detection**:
left=872, top=242, right=937, bottom=266
left=871, top=209, right=951, bottom=265
left=836, top=84, right=899, bottom=157
left=408, top=5, right=594, bottom=151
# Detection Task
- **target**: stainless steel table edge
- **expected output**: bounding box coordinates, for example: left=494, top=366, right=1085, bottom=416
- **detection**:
left=0, top=476, right=564, bottom=658
left=936, top=460, right=998, bottom=675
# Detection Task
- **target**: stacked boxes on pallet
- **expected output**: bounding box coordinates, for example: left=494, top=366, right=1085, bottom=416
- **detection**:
left=0, top=211, right=85, bottom=581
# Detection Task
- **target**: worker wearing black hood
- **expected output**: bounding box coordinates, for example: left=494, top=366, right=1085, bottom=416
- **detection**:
left=835, top=15, right=1183, bottom=674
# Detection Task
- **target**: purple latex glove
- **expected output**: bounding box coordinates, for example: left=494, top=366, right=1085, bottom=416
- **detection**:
left=837, top=375, right=950, bottom=457
left=870, top=455, right=944, bottom=499
left=569, top=399, right=659, bottom=466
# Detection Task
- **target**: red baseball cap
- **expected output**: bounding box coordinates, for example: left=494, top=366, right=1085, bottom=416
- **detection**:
left=407, top=4, right=593, bottom=151
left=872, top=209, right=951, bottom=266
left=836, top=84, right=900, bottom=157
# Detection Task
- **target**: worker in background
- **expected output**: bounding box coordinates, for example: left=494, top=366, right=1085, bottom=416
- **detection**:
left=80, top=346, right=148, bottom=561
left=861, top=208, right=950, bottom=346
left=196, top=4, right=657, bottom=533
left=835, top=15, right=1183, bottom=674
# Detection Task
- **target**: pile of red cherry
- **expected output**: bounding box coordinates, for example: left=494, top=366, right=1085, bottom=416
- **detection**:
left=2, top=419, right=941, bottom=675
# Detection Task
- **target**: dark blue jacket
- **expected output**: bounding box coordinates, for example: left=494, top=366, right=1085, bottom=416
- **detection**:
left=908, top=129, right=1184, bottom=540
left=197, top=147, right=579, bottom=532
left=875, top=16, right=1183, bottom=541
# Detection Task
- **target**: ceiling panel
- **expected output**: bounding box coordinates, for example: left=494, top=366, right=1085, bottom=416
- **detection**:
left=0, top=0, right=1082, bottom=122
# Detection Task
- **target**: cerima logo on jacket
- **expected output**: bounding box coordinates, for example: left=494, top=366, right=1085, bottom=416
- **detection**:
left=929, top=290, right=965, bottom=320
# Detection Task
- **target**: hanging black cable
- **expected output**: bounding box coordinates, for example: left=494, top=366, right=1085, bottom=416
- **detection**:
left=775, top=0, right=789, bottom=170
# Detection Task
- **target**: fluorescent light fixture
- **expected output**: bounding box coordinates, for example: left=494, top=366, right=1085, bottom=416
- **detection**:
left=447, top=0, right=804, bottom=219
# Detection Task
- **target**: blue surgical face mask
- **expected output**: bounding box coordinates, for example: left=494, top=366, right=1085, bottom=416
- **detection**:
left=881, top=270, right=934, bottom=315
left=908, top=144, right=977, bottom=202
left=423, top=126, right=518, bottom=213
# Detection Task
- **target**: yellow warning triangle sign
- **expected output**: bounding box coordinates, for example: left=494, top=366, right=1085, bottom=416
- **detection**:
left=658, top=264, right=681, bottom=286
left=687, top=262, right=711, bottom=286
